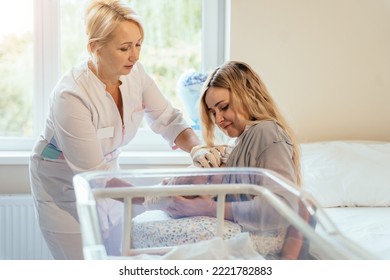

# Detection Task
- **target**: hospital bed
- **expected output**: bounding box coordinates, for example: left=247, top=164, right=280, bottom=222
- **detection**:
left=73, top=167, right=376, bottom=260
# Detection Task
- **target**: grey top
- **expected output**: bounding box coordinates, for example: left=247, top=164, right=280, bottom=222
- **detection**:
left=226, top=120, right=298, bottom=232
left=227, top=120, right=296, bottom=183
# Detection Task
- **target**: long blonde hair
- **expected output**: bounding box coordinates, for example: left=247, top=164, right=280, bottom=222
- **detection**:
left=200, top=61, right=301, bottom=185
left=85, top=0, right=144, bottom=54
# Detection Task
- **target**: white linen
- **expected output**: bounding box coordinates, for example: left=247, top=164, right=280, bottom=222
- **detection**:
left=300, top=141, right=390, bottom=260
left=324, top=207, right=390, bottom=259
left=301, top=141, right=390, bottom=207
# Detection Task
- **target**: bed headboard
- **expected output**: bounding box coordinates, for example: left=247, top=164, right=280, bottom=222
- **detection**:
left=228, top=0, right=390, bottom=142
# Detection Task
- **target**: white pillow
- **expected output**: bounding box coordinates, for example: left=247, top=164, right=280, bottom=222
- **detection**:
left=300, top=141, right=390, bottom=207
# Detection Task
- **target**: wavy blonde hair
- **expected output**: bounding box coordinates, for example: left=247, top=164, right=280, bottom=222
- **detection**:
left=85, top=0, right=144, bottom=54
left=200, top=61, right=301, bottom=185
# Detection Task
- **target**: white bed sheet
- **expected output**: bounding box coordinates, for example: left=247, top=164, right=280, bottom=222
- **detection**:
left=300, top=141, right=390, bottom=207
left=323, top=207, right=390, bottom=259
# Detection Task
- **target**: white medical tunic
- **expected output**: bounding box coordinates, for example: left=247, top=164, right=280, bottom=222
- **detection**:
left=29, top=60, right=189, bottom=233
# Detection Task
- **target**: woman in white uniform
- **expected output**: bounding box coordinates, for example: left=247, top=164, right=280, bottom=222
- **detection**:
left=29, top=0, right=218, bottom=260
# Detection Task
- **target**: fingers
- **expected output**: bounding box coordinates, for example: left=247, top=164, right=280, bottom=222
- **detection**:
left=166, top=196, right=188, bottom=218
left=194, top=153, right=217, bottom=167
left=191, top=145, right=228, bottom=168
left=198, top=149, right=222, bottom=167
left=205, top=151, right=220, bottom=167
left=213, top=145, right=227, bottom=157
left=193, top=156, right=208, bottom=168
left=216, top=144, right=233, bottom=164
left=209, top=148, right=222, bottom=166
left=166, top=206, right=183, bottom=218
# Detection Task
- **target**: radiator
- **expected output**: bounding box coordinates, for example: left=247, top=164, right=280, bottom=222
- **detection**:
left=0, top=195, right=53, bottom=260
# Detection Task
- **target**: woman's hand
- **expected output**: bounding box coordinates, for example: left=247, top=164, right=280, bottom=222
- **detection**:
left=191, top=145, right=229, bottom=167
left=164, top=195, right=217, bottom=218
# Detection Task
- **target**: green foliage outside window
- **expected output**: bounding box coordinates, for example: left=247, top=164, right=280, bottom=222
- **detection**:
left=0, top=0, right=202, bottom=138
left=0, top=32, right=33, bottom=137
left=61, top=0, right=202, bottom=110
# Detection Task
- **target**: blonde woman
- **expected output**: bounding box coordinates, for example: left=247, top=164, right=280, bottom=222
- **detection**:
left=29, top=0, right=210, bottom=259
left=201, top=61, right=300, bottom=183
left=165, top=61, right=304, bottom=259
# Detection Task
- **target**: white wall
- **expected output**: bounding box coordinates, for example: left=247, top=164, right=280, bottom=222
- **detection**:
left=0, top=165, right=30, bottom=194
left=229, top=0, right=390, bottom=142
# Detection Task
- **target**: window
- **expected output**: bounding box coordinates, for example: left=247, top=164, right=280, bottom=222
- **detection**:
left=0, top=0, right=34, bottom=150
left=0, top=0, right=226, bottom=152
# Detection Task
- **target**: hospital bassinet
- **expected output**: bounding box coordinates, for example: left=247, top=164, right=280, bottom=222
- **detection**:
left=73, top=167, right=375, bottom=260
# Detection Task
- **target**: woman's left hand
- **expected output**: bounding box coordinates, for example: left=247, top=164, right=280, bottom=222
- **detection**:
left=164, top=195, right=217, bottom=218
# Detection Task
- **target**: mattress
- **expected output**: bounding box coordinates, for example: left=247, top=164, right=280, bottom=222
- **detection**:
left=323, top=207, right=390, bottom=259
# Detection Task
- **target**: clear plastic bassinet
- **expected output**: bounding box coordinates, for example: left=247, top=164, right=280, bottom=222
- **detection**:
left=73, top=167, right=376, bottom=260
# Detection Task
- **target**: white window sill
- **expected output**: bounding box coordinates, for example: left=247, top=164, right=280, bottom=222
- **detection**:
left=0, top=150, right=192, bottom=166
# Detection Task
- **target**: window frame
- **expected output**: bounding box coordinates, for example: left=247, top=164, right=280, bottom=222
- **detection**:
left=0, top=0, right=227, bottom=153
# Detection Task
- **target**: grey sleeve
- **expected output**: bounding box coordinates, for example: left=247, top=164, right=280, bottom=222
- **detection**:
left=231, top=195, right=291, bottom=232
left=256, top=140, right=297, bottom=184
left=228, top=122, right=299, bottom=232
